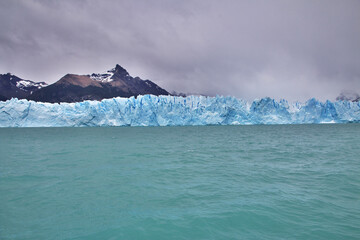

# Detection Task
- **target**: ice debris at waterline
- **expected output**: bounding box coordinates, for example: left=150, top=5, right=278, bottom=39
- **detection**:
left=0, top=95, right=359, bottom=127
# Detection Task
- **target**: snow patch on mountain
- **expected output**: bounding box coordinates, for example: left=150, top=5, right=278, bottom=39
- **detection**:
left=89, top=71, right=114, bottom=82
left=15, top=80, right=47, bottom=90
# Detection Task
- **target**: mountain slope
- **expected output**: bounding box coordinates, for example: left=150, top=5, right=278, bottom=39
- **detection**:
left=336, top=91, right=360, bottom=102
left=30, top=64, right=169, bottom=103
left=0, top=73, right=47, bottom=100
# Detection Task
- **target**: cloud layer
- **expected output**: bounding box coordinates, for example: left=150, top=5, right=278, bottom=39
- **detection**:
left=1, top=0, right=359, bottom=101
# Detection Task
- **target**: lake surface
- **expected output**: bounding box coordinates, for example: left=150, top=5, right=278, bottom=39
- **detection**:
left=0, top=124, right=359, bottom=239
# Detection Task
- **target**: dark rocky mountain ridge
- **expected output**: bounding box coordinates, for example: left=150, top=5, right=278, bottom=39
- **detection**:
left=1, top=64, right=170, bottom=103
left=0, top=73, right=47, bottom=101
left=336, top=91, right=360, bottom=102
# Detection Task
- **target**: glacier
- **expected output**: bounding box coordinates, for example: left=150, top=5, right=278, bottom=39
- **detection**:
left=0, top=95, right=359, bottom=127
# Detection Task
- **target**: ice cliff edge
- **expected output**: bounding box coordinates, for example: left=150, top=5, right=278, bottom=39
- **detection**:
left=0, top=95, right=359, bottom=127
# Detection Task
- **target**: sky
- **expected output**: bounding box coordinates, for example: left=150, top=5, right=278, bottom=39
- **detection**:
left=0, top=0, right=359, bottom=101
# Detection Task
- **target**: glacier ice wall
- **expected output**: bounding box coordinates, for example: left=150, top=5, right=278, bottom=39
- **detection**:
left=0, top=95, right=359, bottom=127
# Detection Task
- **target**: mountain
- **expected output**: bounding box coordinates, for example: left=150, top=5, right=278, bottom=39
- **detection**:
left=29, top=64, right=169, bottom=103
left=336, top=91, right=360, bottom=102
left=0, top=73, right=47, bottom=101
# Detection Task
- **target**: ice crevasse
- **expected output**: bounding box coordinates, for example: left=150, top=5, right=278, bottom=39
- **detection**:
left=0, top=95, right=359, bottom=127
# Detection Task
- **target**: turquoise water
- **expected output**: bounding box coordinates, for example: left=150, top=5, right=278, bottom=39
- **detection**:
left=0, top=124, right=359, bottom=239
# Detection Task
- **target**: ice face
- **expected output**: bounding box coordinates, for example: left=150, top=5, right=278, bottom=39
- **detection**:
left=0, top=95, right=359, bottom=127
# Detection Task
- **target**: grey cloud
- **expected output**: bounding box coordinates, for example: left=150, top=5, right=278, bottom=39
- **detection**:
left=0, top=0, right=359, bottom=101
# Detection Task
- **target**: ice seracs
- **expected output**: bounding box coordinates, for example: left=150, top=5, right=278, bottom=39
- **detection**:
left=0, top=95, right=359, bottom=127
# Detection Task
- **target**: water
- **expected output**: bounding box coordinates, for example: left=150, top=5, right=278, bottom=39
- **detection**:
left=0, top=124, right=359, bottom=240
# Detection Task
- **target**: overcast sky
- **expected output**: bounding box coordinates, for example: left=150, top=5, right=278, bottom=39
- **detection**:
left=1, top=0, right=359, bottom=101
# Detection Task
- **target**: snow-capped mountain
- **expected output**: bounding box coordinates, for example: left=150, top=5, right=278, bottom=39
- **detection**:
left=29, top=64, right=169, bottom=103
left=0, top=73, right=47, bottom=101
left=16, top=80, right=47, bottom=90
left=89, top=72, right=114, bottom=83
left=89, top=68, right=115, bottom=83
